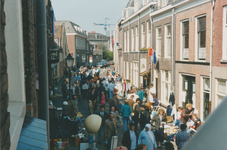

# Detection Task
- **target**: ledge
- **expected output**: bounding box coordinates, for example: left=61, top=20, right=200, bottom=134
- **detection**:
left=175, top=61, right=210, bottom=65
left=8, top=101, right=26, bottom=150
left=220, top=59, right=227, bottom=64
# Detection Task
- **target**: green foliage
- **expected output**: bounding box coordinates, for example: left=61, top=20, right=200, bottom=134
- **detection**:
left=103, top=50, right=113, bottom=61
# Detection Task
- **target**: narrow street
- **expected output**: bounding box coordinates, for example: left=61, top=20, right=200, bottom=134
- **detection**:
left=51, top=66, right=167, bottom=150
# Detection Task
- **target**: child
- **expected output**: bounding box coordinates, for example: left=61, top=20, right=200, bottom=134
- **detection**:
left=173, top=107, right=183, bottom=127
left=100, top=92, right=105, bottom=106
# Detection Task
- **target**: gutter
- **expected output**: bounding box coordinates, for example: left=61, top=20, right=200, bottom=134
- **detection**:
left=122, top=1, right=157, bottom=24
left=138, top=14, right=140, bottom=87
left=172, top=8, right=176, bottom=93
left=150, top=6, right=153, bottom=84
left=209, top=0, right=214, bottom=110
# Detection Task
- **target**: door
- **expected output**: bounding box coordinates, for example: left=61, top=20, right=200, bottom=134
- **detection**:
left=204, top=93, right=209, bottom=120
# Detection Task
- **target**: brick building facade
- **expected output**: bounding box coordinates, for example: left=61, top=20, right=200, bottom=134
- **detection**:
left=0, top=0, right=11, bottom=149
left=211, top=0, right=227, bottom=111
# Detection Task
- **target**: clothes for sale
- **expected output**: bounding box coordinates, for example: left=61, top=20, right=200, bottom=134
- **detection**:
left=169, top=92, right=175, bottom=106
left=149, top=87, right=156, bottom=102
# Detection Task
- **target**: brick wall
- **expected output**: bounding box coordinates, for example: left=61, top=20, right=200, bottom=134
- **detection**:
left=22, top=0, right=38, bottom=117
left=0, top=0, right=11, bottom=149
left=213, top=0, right=227, bottom=67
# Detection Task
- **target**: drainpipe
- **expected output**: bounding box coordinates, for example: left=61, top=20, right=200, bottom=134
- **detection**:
left=128, top=20, right=130, bottom=81
left=36, top=0, right=50, bottom=149
left=172, top=8, right=176, bottom=93
left=150, top=6, right=153, bottom=84
left=138, top=14, right=140, bottom=87
left=209, top=0, right=214, bottom=112
left=121, top=25, right=124, bottom=77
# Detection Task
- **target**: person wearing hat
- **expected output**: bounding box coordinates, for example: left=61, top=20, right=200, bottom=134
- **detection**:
left=138, top=124, right=157, bottom=150
left=122, top=123, right=139, bottom=150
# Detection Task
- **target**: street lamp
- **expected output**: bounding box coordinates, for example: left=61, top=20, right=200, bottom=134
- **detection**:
left=65, top=54, right=74, bottom=100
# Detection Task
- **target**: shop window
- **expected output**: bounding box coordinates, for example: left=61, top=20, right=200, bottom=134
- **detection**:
left=216, top=79, right=227, bottom=106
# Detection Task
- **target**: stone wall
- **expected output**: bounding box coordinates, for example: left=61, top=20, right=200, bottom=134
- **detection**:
left=22, top=0, right=38, bottom=117
left=0, top=0, right=11, bottom=149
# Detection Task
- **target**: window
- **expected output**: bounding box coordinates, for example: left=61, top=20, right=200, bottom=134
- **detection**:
left=181, top=21, right=189, bottom=59
left=127, top=30, right=129, bottom=52
left=216, top=79, right=227, bottom=106
left=136, top=26, right=139, bottom=51
left=156, top=27, right=162, bottom=57
left=82, top=54, right=86, bottom=63
left=147, top=21, right=151, bottom=48
left=161, top=70, right=171, bottom=103
left=126, top=62, right=129, bottom=79
left=202, top=77, right=210, bottom=120
left=222, top=6, right=227, bottom=60
left=131, top=28, right=134, bottom=51
left=196, top=16, right=206, bottom=60
left=165, top=24, right=171, bottom=58
left=124, top=31, right=126, bottom=51
left=133, top=62, right=139, bottom=87
left=141, top=23, right=145, bottom=48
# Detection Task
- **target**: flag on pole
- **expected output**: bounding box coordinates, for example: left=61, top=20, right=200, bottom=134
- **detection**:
left=111, top=37, right=114, bottom=46
left=148, top=47, right=153, bottom=57
left=153, top=51, right=156, bottom=64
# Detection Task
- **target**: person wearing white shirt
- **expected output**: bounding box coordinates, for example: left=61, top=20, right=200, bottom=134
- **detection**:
left=149, top=83, right=156, bottom=102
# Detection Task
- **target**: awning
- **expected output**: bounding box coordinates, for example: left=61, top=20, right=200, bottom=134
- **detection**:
left=140, top=70, right=150, bottom=76
left=17, top=116, right=47, bottom=150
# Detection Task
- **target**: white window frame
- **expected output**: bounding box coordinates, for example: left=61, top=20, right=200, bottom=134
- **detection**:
left=131, top=28, right=134, bottom=51
left=222, top=6, right=227, bottom=60
left=126, top=61, right=129, bottom=79
left=200, top=76, right=210, bottom=121
left=195, top=14, right=207, bottom=61
left=136, top=26, right=139, bottom=51
left=141, top=23, right=145, bottom=48
left=180, top=19, right=189, bottom=60
left=156, top=26, right=162, bottom=58
left=127, top=30, right=130, bottom=52
left=215, top=79, right=227, bottom=108
left=165, top=24, right=171, bottom=58
left=161, top=70, right=171, bottom=104
left=133, top=62, right=139, bottom=87
left=147, top=21, right=151, bottom=48
left=124, top=31, right=127, bottom=52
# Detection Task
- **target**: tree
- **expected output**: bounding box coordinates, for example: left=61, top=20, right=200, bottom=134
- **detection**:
left=103, top=50, right=113, bottom=61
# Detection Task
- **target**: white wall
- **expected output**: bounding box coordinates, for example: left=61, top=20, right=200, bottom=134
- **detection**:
left=5, top=0, right=26, bottom=149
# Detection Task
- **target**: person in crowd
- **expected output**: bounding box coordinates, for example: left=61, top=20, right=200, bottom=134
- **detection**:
left=133, top=98, right=141, bottom=132
left=97, top=105, right=109, bottom=144
left=75, top=83, right=81, bottom=103
left=62, top=80, right=67, bottom=100
left=100, top=92, right=106, bottom=106
left=102, top=78, right=109, bottom=101
left=181, top=103, right=196, bottom=124
left=191, top=113, right=201, bottom=130
left=123, top=79, right=128, bottom=98
left=127, top=95, right=135, bottom=111
left=140, top=105, right=151, bottom=130
left=151, top=108, right=167, bottom=148
left=82, top=82, right=88, bottom=99
left=149, top=83, right=156, bottom=102
left=138, top=124, right=157, bottom=150
left=173, top=107, right=183, bottom=127
left=107, top=80, right=115, bottom=99
left=151, top=93, right=159, bottom=106
left=88, top=88, right=97, bottom=110
left=164, top=141, right=174, bottom=150
left=105, top=113, right=117, bottom=150
left=98, top=83, right=105, bottom=102
left=137, top=88, right=144, bottom=107
left=109, top=94, right=120, bottom=113
left=121, top=101, right=132, bottom=132
left=122, top=123, right=139, bottom=150
left=176, top=124, right=190, bottom=150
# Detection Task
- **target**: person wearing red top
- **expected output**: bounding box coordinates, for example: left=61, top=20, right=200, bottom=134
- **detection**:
left=173, top=107, right=183, bottom=127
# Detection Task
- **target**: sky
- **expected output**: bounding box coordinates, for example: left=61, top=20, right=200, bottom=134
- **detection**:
left=52, top=0, right=129, bottom=35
